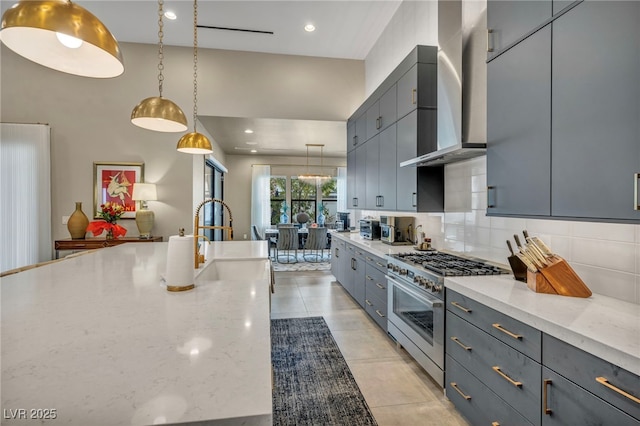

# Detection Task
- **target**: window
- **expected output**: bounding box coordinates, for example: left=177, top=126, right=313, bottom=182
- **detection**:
left=291, top=177, right=317, bottom=223
left=269, top=175, right=338, bottom=226
left=270, top=176, right=286, bottom=225
left=204, top=160, right=224, bottom=241
left=320, top=178, right=338, bottom=225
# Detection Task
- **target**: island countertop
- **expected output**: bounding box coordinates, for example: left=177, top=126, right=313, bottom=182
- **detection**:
left=1, top=241, right=272, bottom=425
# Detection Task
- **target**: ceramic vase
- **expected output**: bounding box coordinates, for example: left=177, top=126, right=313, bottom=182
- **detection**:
left=317, top=212, right=325, bottom=227
left=67, top=202, right=89, bottom=239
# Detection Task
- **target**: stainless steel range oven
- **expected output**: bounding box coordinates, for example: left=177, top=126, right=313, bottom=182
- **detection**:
left=387, top=252, right=509, bottom=387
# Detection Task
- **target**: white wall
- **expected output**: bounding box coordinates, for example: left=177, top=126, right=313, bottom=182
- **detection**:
left=1, top=42, right=363, bottom=246
left=360, top=1, right=640, bottom=303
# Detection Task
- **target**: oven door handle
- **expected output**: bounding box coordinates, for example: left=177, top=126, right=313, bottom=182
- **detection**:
left=388, top=275, right=443, bottom=308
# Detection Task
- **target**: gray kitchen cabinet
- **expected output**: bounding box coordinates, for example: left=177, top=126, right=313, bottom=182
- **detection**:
left=397, top=63, right=437, bottom=120
left=347, top=113, right=366, bottom=152
left=543, top=334, right=640, bottom=423
left=487, top=25, right=551, bottom=217
left=365, top=84, right=398, bottom=142
left=330, top=238, right=346, bottom=285
left=365, top=101, right=380, bottom=142
left=364, top=253, right=388, bottom=331
left=550, top=1, right=640, bottom=221
left=397, top=110, right=444, bottom=212
left=487, top=0, right=551, bottom=60
left=542, top=367, right=639, bottom=426
left=446, top=293, right=541, bottom=424
left=552, top=0, right=580, bottom=16
left=365, top=124, right=397, bottom=210
left=345, top=244, right=366, bottom=307
left=347, top=144, right=366, bottom=209
left=346, top=121, right=356, bottom=152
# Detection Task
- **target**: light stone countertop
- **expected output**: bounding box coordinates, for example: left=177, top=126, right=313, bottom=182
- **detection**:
left=1, top=242, right=272, bottom=425
left=331, top=231, right=640, bottom=375
left=446, top=275, right=640, bottom=376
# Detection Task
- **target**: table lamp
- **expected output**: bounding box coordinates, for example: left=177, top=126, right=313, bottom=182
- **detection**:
left=132, top=183, right=157, bottom=239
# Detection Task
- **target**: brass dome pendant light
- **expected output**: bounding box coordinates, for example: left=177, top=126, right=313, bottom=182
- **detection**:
left=177, top=0, right=213, bottom=154
left=131, top=0, right=187, bottom=132
left=0, top=0, right=124, bottom=78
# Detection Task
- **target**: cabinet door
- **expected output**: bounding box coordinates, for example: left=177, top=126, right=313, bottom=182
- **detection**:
left=355, top=113, right=367, bottom=148
left=379, top=84, right=397, bottom=131
left=365, top=135, right=380, bottom=209
left=330, top=239, right=344, bottom=284
left=365, top=100, right=380, bottom=141
left=347, top=149, right=357, bottom=208
left=352, top=250, right=366, bottom=308
left=551, top=1, right=640, bottom=221
left=355, top=143, right=367, bottom=210
left=487, top=26, right=551, bottom=216
left=347, top=120, right=357, bottom=152
left=487, top=0, right=552, bottom=59
left=396, top=111, right=418, bottom=211
left=378, top=124, right=397, bottom=210
left=397, top=65, right=418, bottom=120
left=542, top=367, right=638, bottom=426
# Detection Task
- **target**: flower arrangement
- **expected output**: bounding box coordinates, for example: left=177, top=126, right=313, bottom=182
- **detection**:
left=86, top=202, right=127, bottom=239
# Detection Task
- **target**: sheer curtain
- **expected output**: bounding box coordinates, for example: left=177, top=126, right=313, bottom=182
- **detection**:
left=251, top=165, right=271, bottom=239
left=1, top=123, right=52, bottom=273
left=336, top=166, right=347, bottom=213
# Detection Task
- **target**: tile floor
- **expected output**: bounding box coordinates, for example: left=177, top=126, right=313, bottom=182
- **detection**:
left=271, top=269, right=469, bottom=426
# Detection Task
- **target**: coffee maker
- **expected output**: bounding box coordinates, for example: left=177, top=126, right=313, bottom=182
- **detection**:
left=336, top=212, right=351, bottom=232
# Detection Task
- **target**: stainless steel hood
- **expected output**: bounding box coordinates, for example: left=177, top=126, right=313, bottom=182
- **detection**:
left=401, top=0, right=487, bottom=168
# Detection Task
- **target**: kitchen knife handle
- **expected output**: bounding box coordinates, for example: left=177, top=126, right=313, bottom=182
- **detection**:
left=487, top=186, right=496, bottom=208
left=634, top=173, right=639, bottom=210
left=487, top=28, right=494, bottom=52
left=514, top=234, right=523, bottom=248
left=506, top=240, right=515, bottom=256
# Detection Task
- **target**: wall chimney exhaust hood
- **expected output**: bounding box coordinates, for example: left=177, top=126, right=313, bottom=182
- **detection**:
left=401, top=0, right=487, bottom=168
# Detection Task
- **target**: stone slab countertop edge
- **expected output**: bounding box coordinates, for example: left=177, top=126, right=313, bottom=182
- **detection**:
left=329, top=231, right=415, bottom=258
left=445, top=275, right=640, bottom=376
left=1, top=241, right=272, bottom=426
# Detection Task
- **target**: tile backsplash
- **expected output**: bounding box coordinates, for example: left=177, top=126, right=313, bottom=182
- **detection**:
left=357, top=156, right=640, bottom=304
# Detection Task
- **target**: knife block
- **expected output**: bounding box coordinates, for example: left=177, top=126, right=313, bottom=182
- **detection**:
left=526, top=257, right=592, bottom=298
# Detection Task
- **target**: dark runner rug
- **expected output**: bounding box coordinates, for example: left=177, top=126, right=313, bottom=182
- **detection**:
left=271, top=317, right=378, bottom=426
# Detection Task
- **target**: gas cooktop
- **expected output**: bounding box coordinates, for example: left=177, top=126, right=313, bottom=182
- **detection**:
left=390, top=251, right=510, bottom=277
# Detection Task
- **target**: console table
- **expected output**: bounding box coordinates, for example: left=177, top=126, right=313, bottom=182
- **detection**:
left=54, top=236, right=163, bottom=258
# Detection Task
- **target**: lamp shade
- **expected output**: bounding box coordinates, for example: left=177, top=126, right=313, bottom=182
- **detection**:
left=177, top=132, right=213, bottom=155
left=0, top=0, right=124, bottom=78
left=131, top=97, right=188, bottom=132
left=132, top=183, right=157, bottom=201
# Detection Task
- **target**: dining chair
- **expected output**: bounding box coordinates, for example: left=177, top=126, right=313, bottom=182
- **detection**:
left=303, top=227, right=328, bottom=262
left=275, top=226, right=299, bottom=263
left=252, top=225, right=276, bottom=259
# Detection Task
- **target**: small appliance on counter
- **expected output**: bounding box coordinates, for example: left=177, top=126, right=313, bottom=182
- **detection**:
left=359, top=219, right=381, bottom=240
left=335, top=212, right=351, bottom=232
left=380, top=216, right=415, bottom=245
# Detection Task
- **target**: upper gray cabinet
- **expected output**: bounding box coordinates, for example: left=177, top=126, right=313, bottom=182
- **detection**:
left=487, top=0, right=552, bottom=59
left=347, top=113, right=367, bottom=151
left=551, top=1, right=640, bottom=221
left=397, top=63, right=437, bottom=120
left=487, top=26, right=551, bottom=217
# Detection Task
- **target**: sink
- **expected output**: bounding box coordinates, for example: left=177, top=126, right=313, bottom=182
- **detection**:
left=195, top=258, right=271, bottom=282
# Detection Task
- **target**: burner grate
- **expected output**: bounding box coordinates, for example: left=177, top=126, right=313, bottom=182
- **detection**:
left=393, top=251, right=509, bottom=276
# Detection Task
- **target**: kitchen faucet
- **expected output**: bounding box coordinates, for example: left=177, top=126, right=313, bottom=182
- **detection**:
left=193, top=198, right=234, bottom=268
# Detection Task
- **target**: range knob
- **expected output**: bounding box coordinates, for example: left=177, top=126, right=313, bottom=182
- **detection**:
left=392, top=265, right=399, bottom=272
left=426, top=280, right=435, bottom=291
left=432, top=284, right=443, bottom=293
left=387, top=263, right=393, bottom=269
left=413, top=276, right=420, bottom=284
left=400, top=269, right=408, bottom=276
left=419, top=277, right=428, bottom=288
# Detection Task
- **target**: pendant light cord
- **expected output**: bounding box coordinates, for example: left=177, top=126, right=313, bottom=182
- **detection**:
left=157, top=0, right=165, bottom=98
left=192, top=0, right=199, bottom=133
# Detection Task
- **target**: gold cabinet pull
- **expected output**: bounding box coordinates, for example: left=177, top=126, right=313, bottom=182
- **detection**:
left=543, top=379, right=553, bottom=415
left=634, top=173, right=639, bottom=210
left=596, top=377, right=640, bottom=404
left=451, top=301, right=472, bottom=313
left=450, top=382, right=471, bottom=400
left=487, top=28, right=494, bottom=52
left=376, top=261, right=385, bottom=268
left=492, top=423, right=500, bottom=426
left=366, top=275, right=373, bottom=281
left=375, top=282, right=385, bottom=290
left=451, top=336, right=472, bottom=351
left=411, top=88, right=417, bottom=105
left=492, top=323, right=523, bottom=340
left=365, top=299, right=373, bottom=306
left=375, top=309, right=385, bottom=318
left=492, top=366, right=522, bottom=388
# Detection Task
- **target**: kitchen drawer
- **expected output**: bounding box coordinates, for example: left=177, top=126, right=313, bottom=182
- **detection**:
left=543, top=334, right=640, bottom=420
left=446, top=311, right=541, bottom=423
left=364, top=252, right=387, bottom=274
left=364, top=292, right=387, bottom=332
left=446, top=355, right=535, bottom=426
left=364, top=264, right=387, bottom=302
left=542, top=367, right=639, bottom=426
left=447, top=288, right=541, bottom=362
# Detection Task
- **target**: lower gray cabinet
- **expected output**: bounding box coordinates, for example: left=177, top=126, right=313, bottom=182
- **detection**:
left=446, top=355, right=534, bottom=426
left=542, top=367, right=638, bottom=426
left=346, top=244, right=366, bottom=307
left=364, top=257, right=388, bottom=331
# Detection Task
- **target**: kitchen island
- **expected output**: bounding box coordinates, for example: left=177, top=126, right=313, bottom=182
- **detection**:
left=1, top=241, right=272, bottom=425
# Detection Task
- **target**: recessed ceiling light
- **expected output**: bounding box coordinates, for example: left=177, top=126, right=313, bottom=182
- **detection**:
left=250, top=149, right=257, bottom=153
left=246, top=142, right=258, bottom=145
left=244, top=129, right=254, bottom=134
left=164, top=11, right=177, bottom=20
left=304, top=24, right=316, bottom=32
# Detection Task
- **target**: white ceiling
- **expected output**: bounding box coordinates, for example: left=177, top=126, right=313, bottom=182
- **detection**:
left=1, top=0, right=401, bottom=157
